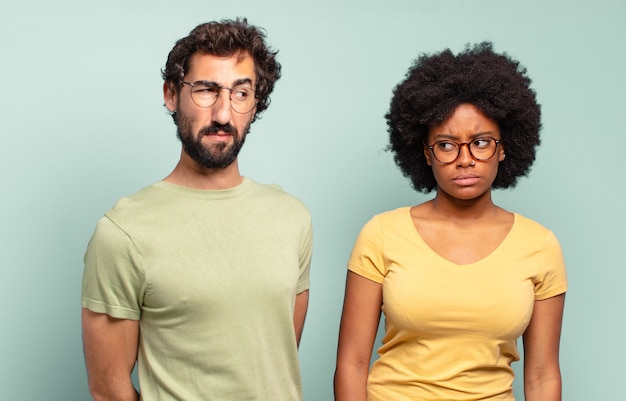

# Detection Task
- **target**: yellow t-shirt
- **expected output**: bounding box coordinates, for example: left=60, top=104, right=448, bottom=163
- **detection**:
left=348, top=207, right=567, bottom=401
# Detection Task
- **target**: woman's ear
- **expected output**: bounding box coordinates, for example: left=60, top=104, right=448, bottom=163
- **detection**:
left=424, top=144, right=433, bottom=166
left=498, top=143, right=505, bottom=162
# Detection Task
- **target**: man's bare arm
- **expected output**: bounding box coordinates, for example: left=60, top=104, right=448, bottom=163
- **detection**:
left=82, top=308, right=140, bottom=401
left=293, top=290, right=309, bottom=347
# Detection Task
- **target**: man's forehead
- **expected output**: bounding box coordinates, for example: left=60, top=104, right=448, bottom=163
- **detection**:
left=188, top=51, right=254, bottom=69
left=184, top=52, right=256, bottom=84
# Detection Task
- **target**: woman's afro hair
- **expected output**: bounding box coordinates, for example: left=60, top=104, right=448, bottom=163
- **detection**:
left=386, top=42, right=541, bottom=193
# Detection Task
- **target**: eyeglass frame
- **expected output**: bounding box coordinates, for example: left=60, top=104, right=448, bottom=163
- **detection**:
left=180, top=80, right=259, bottom=114
left=426, top=136, right=501, bottom=164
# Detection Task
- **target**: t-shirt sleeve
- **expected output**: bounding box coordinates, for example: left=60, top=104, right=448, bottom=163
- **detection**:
left=347, top=215, right=386, bottom=284
left=296, top=215, right=313, bottom=294
left=81, top=216, right=147, bottom=320
left=533, top=230, right=568, bottom=300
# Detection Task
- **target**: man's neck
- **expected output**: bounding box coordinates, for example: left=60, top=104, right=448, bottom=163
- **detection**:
left=164, top=154, right=243, bottom=190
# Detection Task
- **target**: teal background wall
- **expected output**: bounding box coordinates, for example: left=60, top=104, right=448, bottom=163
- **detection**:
left=1, top=0, right=624, bottom=399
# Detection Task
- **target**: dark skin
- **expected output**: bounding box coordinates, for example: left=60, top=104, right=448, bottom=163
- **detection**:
left=335, top=104, right=564, bottom=401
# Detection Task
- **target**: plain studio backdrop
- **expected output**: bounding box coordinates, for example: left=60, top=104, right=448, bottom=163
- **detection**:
left=1, top=0, right=624, bottom=399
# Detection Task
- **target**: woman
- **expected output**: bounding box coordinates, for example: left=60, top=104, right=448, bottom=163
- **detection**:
left=334, top=42, right=567, bottom=401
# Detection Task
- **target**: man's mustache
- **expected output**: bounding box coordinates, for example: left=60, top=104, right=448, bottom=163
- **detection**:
left=200, top=123, right=237, bottom=136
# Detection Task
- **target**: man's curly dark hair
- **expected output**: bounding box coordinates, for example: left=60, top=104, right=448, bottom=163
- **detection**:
left=386, top=42, right=541, bottom=193
left=162, top=18, right=281, bottom=123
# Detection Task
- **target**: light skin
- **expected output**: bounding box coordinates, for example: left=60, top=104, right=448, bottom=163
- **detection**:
left=334, top=103, right=564, bottom=401
left=82, top=310, right=140, bottom=401
left=82, top=51, right=309, bottom=401
left=163, top=52, right=257, bottom=190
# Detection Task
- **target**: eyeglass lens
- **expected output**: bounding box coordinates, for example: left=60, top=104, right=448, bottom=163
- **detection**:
left=431, top=137, right=498, bottom=164
left=185, top=81, right=257, bottom=113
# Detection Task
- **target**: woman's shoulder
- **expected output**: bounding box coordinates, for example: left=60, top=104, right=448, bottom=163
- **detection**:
left=509, top=212, right=562, bottom=251
left=371, top=206, right=412, bottom=224
left=512, top=213, right=553, bottom=234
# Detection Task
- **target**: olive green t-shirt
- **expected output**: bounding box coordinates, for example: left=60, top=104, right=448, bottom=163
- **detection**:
left=82, top=178, right=312, bottom=400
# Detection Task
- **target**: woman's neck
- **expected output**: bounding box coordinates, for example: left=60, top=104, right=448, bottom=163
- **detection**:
left=429, top=188, right=499, bottom=222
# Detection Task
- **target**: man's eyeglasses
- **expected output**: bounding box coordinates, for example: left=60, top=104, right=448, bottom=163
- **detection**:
left=181, top=81, right=258, bottom=114
left=427, top=137, right=501, bottom=164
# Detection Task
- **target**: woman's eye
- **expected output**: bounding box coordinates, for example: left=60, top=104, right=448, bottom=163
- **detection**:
left=437, top=142, right=456, bottom=151
left=473, top=138, right=491, bottom=148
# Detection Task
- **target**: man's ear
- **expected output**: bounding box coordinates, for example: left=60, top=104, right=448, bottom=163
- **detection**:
left=163, top=82, right=178, bottom=112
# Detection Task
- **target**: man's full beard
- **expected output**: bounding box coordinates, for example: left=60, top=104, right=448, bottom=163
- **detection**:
left=175, top=114, right=249, bottom=169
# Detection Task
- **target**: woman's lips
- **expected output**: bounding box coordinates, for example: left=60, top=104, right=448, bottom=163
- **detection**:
left=453, top=175, right=480, bottom=186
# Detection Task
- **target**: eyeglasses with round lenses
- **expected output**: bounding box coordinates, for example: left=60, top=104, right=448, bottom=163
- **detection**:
left=427, top=136, right=501, bottom=164
left=181, top=81, right=258, bottom=114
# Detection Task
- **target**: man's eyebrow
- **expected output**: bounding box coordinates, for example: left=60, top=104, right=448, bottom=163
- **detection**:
left=232, top=78, right=254, bottom=87
left=194, top=80, right=219, bottom=86
left=193, top=78, right=253, bottom=87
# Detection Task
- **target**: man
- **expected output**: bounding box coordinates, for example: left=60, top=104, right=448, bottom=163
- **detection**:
left=81, top=19, right=312, bottom=401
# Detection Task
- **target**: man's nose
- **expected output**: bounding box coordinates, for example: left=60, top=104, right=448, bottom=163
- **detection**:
left=211, top=89, right=233, bottom=125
